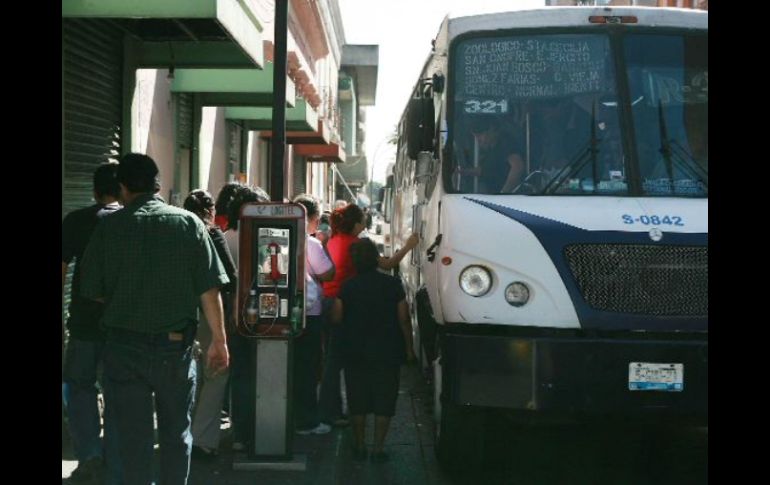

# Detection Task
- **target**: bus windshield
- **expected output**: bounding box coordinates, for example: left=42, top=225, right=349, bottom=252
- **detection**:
left=448, top=32, right=707, bottom=197
left=625, top=34, right=708, bottom=197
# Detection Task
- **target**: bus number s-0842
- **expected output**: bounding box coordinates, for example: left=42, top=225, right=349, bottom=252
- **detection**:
left=622, top=214, right=684, bottom=226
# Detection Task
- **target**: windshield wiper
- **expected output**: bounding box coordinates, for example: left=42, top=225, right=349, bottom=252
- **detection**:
left=670, top=139, right=708, bottom=185
left=657, top=102, right=708, bottom=193
left=540, top=102, right=600, bottom=195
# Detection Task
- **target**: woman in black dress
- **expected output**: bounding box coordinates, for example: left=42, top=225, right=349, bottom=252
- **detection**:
left=330, top=238, right=416, bottom=462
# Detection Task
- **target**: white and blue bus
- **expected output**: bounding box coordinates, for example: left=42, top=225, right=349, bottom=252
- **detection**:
left=385, top=6, right=707, bottom=468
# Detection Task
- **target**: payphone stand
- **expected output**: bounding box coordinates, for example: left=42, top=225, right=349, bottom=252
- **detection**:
left=232, top=202, right=307, bottom=471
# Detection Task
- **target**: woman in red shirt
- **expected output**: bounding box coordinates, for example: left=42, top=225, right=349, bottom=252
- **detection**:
left=318, top=203, right=418, bottom=427
left=323, top=204, right=418, bottom=298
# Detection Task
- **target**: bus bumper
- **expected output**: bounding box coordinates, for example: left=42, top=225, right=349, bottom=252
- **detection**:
left=441, top=328, right=708, bottom=422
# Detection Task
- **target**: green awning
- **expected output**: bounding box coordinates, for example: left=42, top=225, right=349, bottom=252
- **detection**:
left=296, top=142, right=346, bottom=164
left=171, top=67, right=295, bottom=107
left=127, top=40, right=256, bottom=69
left=225, top=100, right=318, bottom=131
left=261, top=119, right=331, bottom=145
left=63, top=0, right=264, bottom=68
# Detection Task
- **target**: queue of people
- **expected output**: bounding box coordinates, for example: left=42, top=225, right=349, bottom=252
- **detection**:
left=62, top=152, right=420, bottom=483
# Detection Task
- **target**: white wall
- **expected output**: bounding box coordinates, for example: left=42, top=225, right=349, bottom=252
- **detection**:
left=131, top=69, right=175, bottom=202
left=308, top=163, right=329, bottom=209
left=198, top=107, right=227, bottom=195
left=131, top=69, right=233, bottom=204
left=247, top=132, right=270, bottom=191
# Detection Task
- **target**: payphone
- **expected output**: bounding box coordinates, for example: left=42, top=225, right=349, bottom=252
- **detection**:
left=238, top=203, right=306, bottom=337
left=235, top=202, right=306, bottom=466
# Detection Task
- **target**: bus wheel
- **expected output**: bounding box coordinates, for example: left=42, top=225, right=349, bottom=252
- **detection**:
left=435, top=401, right=486, bottom=472
left=416, top=291, right=437, bottom=373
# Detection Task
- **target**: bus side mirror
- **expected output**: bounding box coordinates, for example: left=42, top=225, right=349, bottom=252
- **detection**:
left=432, top=73, right=445, bottom=94
left=407, top=97, right=435, bottom=160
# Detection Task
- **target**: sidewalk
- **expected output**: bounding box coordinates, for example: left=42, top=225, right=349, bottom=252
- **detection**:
left=62, top=364, right=445, bottom=485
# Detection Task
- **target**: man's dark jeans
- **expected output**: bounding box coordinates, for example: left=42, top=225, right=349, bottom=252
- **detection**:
left=103, top=325, right=197, bottom=485
left=63, top=338, right=123, bottom=484
left=293, top=315, right=323, bottom=429
left=318, top=298, right=345, bottom=424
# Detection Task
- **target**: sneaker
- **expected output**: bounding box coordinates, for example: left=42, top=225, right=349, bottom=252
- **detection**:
left=296, top=423, right=332, bottom=435
left=311, top=423, right=332, bottom=434
left=69, top=457, right=104, bottom=483
left=332, top=417, right=349, bottom=427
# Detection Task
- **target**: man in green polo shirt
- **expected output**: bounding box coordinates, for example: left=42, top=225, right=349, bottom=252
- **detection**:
left=80, top=153, right=229, bottom=485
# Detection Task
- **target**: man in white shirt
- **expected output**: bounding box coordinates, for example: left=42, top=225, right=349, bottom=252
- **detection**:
left=293, top=194, right=336, bottom=434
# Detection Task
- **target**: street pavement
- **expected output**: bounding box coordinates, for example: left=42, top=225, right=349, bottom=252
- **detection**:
left=63, top=363, right=450, bottom=485
left=62, top=361, right=707, bottom=484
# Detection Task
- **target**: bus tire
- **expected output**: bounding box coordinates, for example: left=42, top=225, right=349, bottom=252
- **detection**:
left=434, top=336, right=486, bottom=471
left=416, top=290, right=437, bottom=366
left=435, top=401, right=486, bottom=471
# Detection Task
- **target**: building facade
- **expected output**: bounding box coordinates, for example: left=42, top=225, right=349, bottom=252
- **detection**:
left=62, top=0, right=379, bottom=314
left=63, top=0, right=379, bottom=219
left=334, top=44, right=379, bottom=204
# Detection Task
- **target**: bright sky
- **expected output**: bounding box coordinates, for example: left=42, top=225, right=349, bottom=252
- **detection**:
left=337, top=0, right=545, bottom=182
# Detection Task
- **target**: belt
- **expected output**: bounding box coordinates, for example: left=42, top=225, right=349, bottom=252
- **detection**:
left=106, top=323, right=197, bottom=345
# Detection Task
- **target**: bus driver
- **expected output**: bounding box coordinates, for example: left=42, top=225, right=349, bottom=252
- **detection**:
left=455, top=116, right=525, bottom=194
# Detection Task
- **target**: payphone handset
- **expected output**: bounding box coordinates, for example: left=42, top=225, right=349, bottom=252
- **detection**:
left=237, top=203, right=306, bottom=338
left=267, top=241, right=282, bottom=282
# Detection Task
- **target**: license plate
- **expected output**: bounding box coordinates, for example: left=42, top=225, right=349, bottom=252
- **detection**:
left=628, top=362, right=683, bottom=391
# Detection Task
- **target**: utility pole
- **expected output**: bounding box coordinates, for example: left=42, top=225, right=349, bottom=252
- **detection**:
left=270, top=0, right=288, bottom=201
left=369, top=137, right=392, bottom=209
left=369, top=157, right=374, bottom=206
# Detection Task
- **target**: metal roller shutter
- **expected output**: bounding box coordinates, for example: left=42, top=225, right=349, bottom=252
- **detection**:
left=62, top=18, right=123, bottom=324
left=173, top=92, right=194, bottom=205
left=177, top=93, right=194, bottom=149
left=227, top=120, right=244, bottom=182
left=62, top=18, right=123, bottom=219
left=292, top=154, right=306, bottom=196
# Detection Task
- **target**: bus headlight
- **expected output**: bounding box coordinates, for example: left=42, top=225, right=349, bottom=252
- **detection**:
left=505, top=282, right=530, bottom=307
left=459, top=266, right=492, bottom=297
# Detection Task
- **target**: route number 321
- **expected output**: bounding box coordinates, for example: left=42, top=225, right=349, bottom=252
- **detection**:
left=464, top=99, right=508, bottom=114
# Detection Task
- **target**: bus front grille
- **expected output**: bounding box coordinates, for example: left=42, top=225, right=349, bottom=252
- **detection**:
left=564, top=244, right=707, bottom=316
